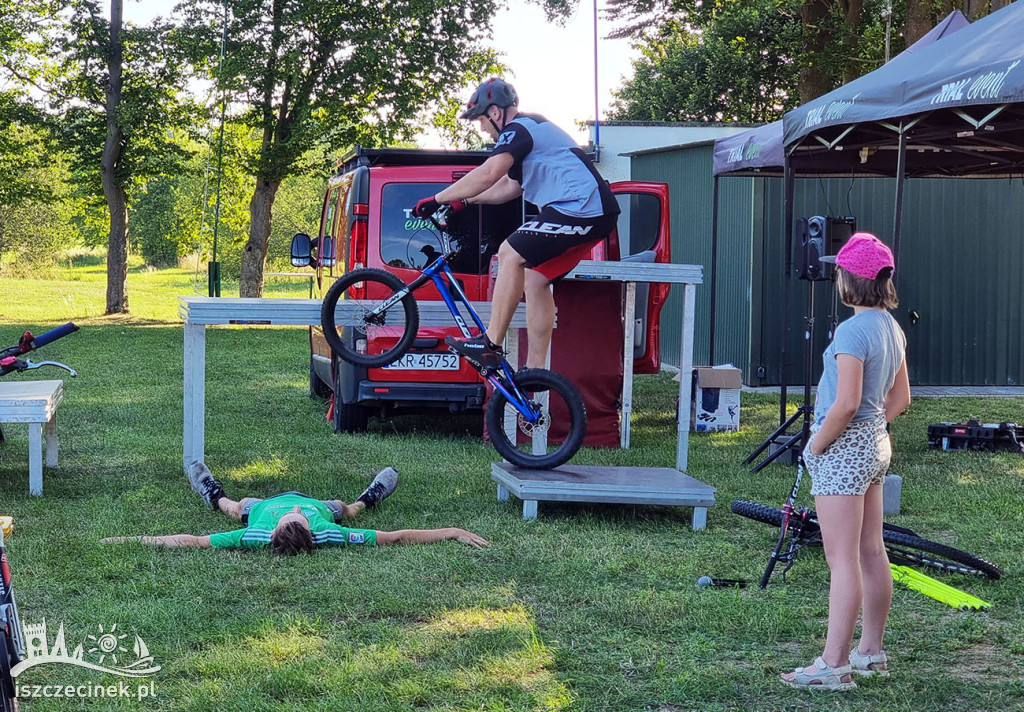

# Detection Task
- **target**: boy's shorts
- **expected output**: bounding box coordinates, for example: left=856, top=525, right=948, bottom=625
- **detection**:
left=506, top=207, right=618, bottom=281
left=804, top=415, right=890, bottom=496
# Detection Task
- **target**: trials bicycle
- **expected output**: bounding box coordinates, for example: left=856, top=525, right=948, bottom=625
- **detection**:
left=732, top=454, right=1002, bottom=588
left=319, top=205, right=587, bottom=470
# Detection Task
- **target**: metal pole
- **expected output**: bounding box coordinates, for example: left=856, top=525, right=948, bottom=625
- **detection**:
left=892, top=125, right=907, bottom=289
left=780, top=158, right=795, bottom=424
left=592, top=0, right=600, bottom=162
left=208, top=0, right=229, bottom=297
left=709, top=175, right=719, bottom=365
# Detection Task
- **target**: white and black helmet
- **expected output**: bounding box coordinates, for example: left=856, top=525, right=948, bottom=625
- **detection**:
left=460, top=78, right=518, bottom=120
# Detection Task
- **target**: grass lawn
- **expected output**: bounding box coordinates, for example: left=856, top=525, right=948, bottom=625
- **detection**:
left=0, top=257, right=1021, bottom=711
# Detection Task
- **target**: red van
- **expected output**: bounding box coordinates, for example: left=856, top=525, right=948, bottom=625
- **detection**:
left=292, top=147, right=672, bottom=433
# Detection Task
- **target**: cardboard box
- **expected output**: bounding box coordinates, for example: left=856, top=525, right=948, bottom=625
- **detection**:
left=691, top=366, right=742, bottom=432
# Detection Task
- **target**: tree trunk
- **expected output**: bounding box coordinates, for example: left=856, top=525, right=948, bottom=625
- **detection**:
left=841, top=0, right=863, bottom=84
left=239, top=178, right=280, bottom=298
left=799, top=0, right=832, bottom=103
left=905, top=0, right=932, bottom=46
left=102, top=0, right=129, bottom=314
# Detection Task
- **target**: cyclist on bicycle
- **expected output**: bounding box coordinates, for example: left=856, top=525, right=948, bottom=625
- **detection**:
left=100, top=462, right=488, bottom=554
left=412, top=77, right=620, bottom=371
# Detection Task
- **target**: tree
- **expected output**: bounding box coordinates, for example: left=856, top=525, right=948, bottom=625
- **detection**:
left=608, top=0, right=1006, bottom=120
left=4, top=0, right=201, bottom=312
left=177, top=0, right=570, bottom=297
left=610, top=3, right=803, bottom=122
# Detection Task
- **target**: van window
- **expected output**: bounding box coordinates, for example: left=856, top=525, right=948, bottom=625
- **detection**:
left=380, top=182, right=522, bottom=275
left=614, top=193, right=662, bottom=257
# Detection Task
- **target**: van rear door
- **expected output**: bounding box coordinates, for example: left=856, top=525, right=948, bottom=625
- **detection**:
left=609, top=182, right=672, bottom=374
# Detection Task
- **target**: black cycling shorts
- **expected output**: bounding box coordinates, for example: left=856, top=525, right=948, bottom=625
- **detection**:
left=505, top=207, right=618, bottom=280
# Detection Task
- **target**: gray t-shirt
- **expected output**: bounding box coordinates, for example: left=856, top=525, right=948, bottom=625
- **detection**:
left=814, top=309, right=906, bottom=427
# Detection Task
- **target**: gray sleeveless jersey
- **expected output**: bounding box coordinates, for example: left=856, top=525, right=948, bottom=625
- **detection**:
left=492, top=114, right=618, bottom=218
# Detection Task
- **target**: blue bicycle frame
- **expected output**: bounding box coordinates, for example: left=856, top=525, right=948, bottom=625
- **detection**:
left=366, top=248, right=542, bottom=426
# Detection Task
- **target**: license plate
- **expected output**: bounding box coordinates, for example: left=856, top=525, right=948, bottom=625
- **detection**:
left=383, top=352, right=460, bottom=370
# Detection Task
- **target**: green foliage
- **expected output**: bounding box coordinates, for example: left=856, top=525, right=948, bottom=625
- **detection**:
left=608, top=0, right=905, bottom=121
left=51, top=1, right=202, bottom=198
left=0, top=127, right=84, bottom=274
left=611, top=2, right=804, bottom=122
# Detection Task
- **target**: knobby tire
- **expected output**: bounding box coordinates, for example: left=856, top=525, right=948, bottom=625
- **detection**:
left=731, top=499, right=1001, bottom=580
left=320, top=268, right=419, bottom=368
left=486, top=369, right=587, bottom=470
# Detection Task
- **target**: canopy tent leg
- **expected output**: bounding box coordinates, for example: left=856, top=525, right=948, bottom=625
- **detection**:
left=709, top=175, right=720, bottom=366
left=779, top=159, right=795, bottom=424
left=892, top=127, right=908, bottom=288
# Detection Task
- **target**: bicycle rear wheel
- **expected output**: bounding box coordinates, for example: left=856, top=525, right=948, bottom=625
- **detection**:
left=486, top=368, right=587, bottom=470
left=320, top=268, right=419, bottom=368
left=731, top=499, right=1001, bottom=579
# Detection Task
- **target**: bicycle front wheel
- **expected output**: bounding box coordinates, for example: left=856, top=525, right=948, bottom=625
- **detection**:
left=883, top=530, right=1002, bottom=579
left=320, top=268, right=419, bottom=368
left=486, top=368, right=587, bottom=470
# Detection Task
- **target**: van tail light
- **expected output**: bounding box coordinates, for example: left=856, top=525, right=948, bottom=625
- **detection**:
left=355, top=337, right=367, bottom=354
left=350, top=204, right=369, bottom=297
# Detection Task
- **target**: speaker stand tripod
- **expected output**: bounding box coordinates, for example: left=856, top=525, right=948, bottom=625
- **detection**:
left=744, top=276, right=839, bottom=472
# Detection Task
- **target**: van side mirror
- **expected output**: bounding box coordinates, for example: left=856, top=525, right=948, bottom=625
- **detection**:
left=321, top=236, right=336, bottom=267
left=291, top=233, right=312, bottom=267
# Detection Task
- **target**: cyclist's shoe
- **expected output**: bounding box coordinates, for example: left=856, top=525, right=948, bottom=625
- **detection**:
left=356, top=467, right=400, bottom=509
left=445, top=334, right=503, bottom=372
left=187, top=460, right=226, bottom=510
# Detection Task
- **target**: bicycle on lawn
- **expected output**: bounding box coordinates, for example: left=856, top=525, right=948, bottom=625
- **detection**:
left=1, top=528, right=25, bottom=712
left=319, top=205, right=587, bottom=470
left=731, top=453, right=1002, bottom=588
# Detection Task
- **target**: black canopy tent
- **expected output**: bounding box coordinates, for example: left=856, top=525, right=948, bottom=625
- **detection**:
left=783, top=5, right=1024, bottom=273
left=708, top=9, right=970, bottom=421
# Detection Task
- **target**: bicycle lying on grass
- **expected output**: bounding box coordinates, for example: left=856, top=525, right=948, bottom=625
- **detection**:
left=319, top=206, right=586, bottom=470
left=1, top=528, right=25, bottom=712
left=732, top=455, right=1002, bottom=588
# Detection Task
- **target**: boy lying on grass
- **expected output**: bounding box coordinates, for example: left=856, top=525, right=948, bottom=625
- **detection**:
left=101, top=461, right=488, bottom=554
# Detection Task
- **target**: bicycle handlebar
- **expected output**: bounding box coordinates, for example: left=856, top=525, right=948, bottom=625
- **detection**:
left=1, top=322, right=78, bottom=360
left=32, top=322, right=79, bottom=349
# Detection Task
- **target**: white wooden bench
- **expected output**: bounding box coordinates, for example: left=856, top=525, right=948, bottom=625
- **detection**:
left=0, top=380, right=64, bottom=495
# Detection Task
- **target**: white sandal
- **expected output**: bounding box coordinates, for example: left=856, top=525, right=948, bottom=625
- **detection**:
left=781, top=656, right=857, bottom=691
left=850, top=648, right=889, bottom=677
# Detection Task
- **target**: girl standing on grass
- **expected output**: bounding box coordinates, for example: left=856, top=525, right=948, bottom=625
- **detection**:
left=781, top=232, right=911, bottom=692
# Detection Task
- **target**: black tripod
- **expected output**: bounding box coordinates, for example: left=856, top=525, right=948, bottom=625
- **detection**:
left=745, top=274, right=839, bottom=472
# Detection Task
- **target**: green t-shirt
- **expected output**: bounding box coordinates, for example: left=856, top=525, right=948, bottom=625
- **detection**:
left=208, top=493, right=377, bottom=549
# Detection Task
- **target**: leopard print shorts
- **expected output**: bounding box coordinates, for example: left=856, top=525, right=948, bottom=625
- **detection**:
left=804, top=415, right=890, bottom=496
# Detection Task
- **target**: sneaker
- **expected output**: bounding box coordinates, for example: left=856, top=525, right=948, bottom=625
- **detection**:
left=356, top=467, right=400, bottom=508
left=187, top=460, right=226, bottom=510
left=445, top=334, right=503, bottom=372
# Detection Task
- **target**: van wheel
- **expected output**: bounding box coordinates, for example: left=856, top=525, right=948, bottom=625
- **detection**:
left=332, top=366, right=368, bottom=433
left=309, top=355, right=331, bottom=399
left=333, top=395, right=368, bottom=433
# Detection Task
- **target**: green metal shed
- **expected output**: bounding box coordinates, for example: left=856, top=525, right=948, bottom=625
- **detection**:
left=628, top=141, right=1024, bottom=386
